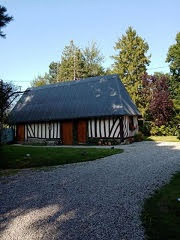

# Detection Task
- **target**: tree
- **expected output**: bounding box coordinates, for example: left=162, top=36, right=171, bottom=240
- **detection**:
left=166, top=32, right=180, bottom=82
left=57, top=41, right=105, bottom=81
left=57, top=40, right=85, bottom=81
left=32, top=41, right=105, bottom=86
left=0, top=5, right=13, bottom=38
left=149, top=75, right=173, bottom=126
left=0, top=80, right=21, bottom=142
left=166, top=33, right=180, bottom=125
left=138, top=74, right=155, bottom=119
left=82, top=42, right=104, bottom=77
left=31, top=73, right=50, bottom=87
left=31, top=62, right=60, bottom=87
left=112, top=26, right=150, bottom=110
left=140, top=74, right=174, bottom=125
left=48, top=61, right=59, bottom=84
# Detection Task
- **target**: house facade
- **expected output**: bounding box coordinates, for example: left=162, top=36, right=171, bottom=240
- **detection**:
left=10, top=75, right=140, bottom=145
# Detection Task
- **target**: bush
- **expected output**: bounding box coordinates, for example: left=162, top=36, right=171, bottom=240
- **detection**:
left=134, top=132, right=144, bottom=142
left=176, top=129, right=180, bottom=140
left=139, top=119, right=177, bottom=137
left=139, top=121, right=152, bottom=136
left=150, top=124, right=176, bottom=136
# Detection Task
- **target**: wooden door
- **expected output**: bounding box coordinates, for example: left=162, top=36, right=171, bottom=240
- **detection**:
left=61, top=121, right=73, bottom=145
left=16, top=124, right=25, bottom=142
left=77, top=120, right=87, bottom=144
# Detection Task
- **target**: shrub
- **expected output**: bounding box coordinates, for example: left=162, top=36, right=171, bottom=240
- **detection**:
left=150, top=124, right=176, bottom=136
left=176, top=129, right=180, bottom=140
left=139, top=118, right=177, bottom=137
left=139, top=121, right=152, bottom=136
left=134, top=132, right=144, bottom=142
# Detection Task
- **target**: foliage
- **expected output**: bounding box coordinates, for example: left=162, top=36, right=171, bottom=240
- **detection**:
left=141, top=172, right=180, bottom=240
left=140, top=120, right=177, bottom=137
left=176, top=129, right=180, bottom=140
left=149, top=75, right=174, bottom=126
left=166, top=33, right=180, bottom=130
left=134, top=132, right=144, bottom=142
left=166, top=32, right=180, bottom=82
left=31, top=41, right=104, bottom=87
left=139, top=121, right=152, bottom=136
left=104, top=67, right=113, bottom=75
left=166, top=35, right=180, bottom=122
left=112, top=26, right=150, bottom=111
left=0, top=81, right=21, bottom=142
left=57, top=41, right=104, bottom=81
left=48, top=61, right=59, bottom=84
left=138, top=74, right=155, bottom=118
left=0, top=146, right=123, bottom=169
left=155, top=74, right=180, bottom=125
left=31, top=73, right=50, bottom=87
left=166, top=32, right=180, bottom=127
left=82, top=42, right=104, bottom=77
left=31, top=62, right=60, bottom=87
left=0, top=5, right=13, bottom=38
left=0, top=80, right=21, bottom=123
left=150, top=124, right=176, bottom=136
left=140, top=74, right=174, bottom=126
left=57, top=40, right=85, bottom=81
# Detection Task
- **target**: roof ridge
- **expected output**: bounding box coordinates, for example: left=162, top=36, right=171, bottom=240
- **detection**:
left=29, top=74, right=118, bottom=91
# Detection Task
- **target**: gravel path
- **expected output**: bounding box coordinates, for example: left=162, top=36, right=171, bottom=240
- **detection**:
left=0, top=141, right=180, bottom=240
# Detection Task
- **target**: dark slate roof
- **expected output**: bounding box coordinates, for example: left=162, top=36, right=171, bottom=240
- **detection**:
left=9, top=74, right=141, bottom=124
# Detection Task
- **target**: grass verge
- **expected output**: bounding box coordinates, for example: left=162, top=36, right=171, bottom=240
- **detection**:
left=0, top=169, right=19, bottom=178
left=141, top=172, right=180, bottom=240
left=144, top=136, right=180, bottom=142
left=0, top=145, right=123, bottom=169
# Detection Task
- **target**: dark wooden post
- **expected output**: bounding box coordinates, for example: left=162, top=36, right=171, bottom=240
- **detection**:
left=120, top=117, right=124, bottom=142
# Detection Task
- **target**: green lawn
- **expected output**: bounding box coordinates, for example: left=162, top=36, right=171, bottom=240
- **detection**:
left=0, top=145, right=123, bottom=169
left=141, top=172, right=180, bottom=240
left=144, top=136, right=180, bottom=142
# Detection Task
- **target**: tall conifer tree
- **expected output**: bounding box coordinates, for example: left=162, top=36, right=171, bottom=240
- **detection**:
left=112, top=27, right=150, bottom=111
left=57, top=40, right=85, bottom=81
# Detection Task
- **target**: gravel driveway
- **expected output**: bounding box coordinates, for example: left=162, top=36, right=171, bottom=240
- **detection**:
left=0, top=141, right=180, bottom=240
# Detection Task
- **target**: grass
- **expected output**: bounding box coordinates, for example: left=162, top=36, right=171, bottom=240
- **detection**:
left=0, top=169, right=19, bottom=178
left=141, top=172, right=180, bottom=240
left=144, top=136, right=180, bottom=142
left=0, top=145, right=123, bottom=169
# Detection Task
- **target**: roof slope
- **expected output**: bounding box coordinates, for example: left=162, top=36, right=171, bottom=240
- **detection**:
left=9, top=74, right=140, bottom=124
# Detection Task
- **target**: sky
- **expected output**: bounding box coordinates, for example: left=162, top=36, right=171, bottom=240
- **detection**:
left=0, top=0, right=180, bottom=90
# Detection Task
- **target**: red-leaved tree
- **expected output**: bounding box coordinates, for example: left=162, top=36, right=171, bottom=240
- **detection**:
left=149, top=75, right=173, bottom=126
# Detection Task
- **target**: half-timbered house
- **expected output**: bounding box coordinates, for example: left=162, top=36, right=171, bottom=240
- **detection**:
left=9, top=74, right=141, bottom=144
